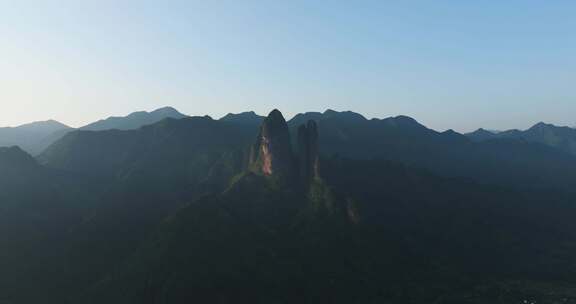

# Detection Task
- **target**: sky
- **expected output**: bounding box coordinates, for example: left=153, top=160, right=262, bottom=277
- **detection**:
left=0, top=0, right=575, bottom=132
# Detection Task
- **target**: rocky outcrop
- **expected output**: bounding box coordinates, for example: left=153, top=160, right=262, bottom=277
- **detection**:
left=249, top=110, right=322, bottom=186
left=297, top=120, right=319, bottom=183
left=250, top=109, right=295, bottom=179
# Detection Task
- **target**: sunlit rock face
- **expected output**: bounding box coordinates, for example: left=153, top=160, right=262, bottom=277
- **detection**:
left=298, top=120, right=320, bottom=183
left=250, top=109, right=295, bottom=179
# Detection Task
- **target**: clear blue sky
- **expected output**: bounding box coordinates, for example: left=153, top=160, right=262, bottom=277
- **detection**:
left=1, top=0, right=575, bottom=132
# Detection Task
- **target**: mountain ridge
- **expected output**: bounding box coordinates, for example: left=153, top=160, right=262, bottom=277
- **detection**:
left=80, top=106, right=187, bottom=131
left=77, top=110, right=576, bottom=303
left=0, top=120, right=72, bottom=156
left=220, top=111, right=264, bottom=125
left=466, top=122, right=576, bottom=156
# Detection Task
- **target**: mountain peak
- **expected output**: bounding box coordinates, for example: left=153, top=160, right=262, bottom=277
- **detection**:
left=473, top=128, right=495, bottom=135
left=465, top=128, right=499, bottom=141
left=530, top=121, right=554, bottom=130
left=15, top=120, right=71, bottom=132
left=81, top=107, right=187, bottom=131
left=250, top=110, right=295, bottom=179
left=220, top=111, right=264, bottom=124
left=323, top=109, right=367, bottom=121
left=394, top=115, right=419, bottom=124
left=151, top=106, right=182, bottom=115
left=287, top=110, right=367, bottom=127
left=229, top=110, right=257, bottom=116
left=381, top=115, right=425, bottom=129
left=268, top=109, right=285, bottom=121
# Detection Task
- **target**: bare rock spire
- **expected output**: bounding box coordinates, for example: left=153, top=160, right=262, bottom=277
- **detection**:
left=250, top=109, right=295, bottom=179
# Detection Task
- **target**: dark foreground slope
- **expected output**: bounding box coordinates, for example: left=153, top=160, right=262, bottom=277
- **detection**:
left=77, top=111, right=576, bottom=304
left=35, top=116, right=260, bottom=299
left=85, top=173, right=354, bottom=304
left=86, top=158, right=576, bottom=304
left=0, top=147, right=102, bottom=303
left=5, top=109, right=576, bottom=303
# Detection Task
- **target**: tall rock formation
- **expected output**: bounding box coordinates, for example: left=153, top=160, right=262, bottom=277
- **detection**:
left=250, top=109, right=295, bottom=180
left=297, top=120, right=320, bottom=183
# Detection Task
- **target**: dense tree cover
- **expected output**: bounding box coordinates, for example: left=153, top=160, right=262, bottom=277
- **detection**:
left=82, top=158, right=576, bottom=303
left=2, top=110, right=576, bottom=303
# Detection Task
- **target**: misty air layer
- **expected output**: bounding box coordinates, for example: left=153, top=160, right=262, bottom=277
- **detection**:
left=1, top=107, right=576, bottom=303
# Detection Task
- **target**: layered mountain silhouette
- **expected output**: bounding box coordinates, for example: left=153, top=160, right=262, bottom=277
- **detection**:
left=41, top=108, right=576, bottom=191
left=220, top=111, right=264, bottom=125
left=75, top=110, right=576, bottom=303
left=0, top=107, right=189, bottom=156
left=4, top=109, right=576, bottom=303
left=0, top=120, right=71, bottom=155
left=290, top=110, right=576, bottom=191
left=80, top=106, right=187, bottom=131
left=467, top=122, right=576, bottom=156
left=466, top=127, right=500, bottom=141
left=0, top=146, right=38, bottom=173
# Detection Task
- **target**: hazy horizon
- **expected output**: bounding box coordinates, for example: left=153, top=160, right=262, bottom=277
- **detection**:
left=2, top=105, right=576, bottom=134
left=1, top=1, right=575, bottom=132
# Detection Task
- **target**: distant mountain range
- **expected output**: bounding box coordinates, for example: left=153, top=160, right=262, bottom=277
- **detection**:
left=4, top=106, right=576, bottom=162
left=80, top=106, right=187, bottom=131
left=0, top=107, right=189, bottom=155
left=23, top=108, right=576, bottom=192
left=219, top=111, right=264, bottom=125
left=3, top=108, right=576, bottom=303
left=0, top=120, right=72, bottom=156
left=467, top=122, right=576, bottom=156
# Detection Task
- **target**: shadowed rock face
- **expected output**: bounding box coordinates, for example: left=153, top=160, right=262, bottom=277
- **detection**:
left=250, top=109, right=295, bottom=179
left=298, top=120, right=320, bottom=183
